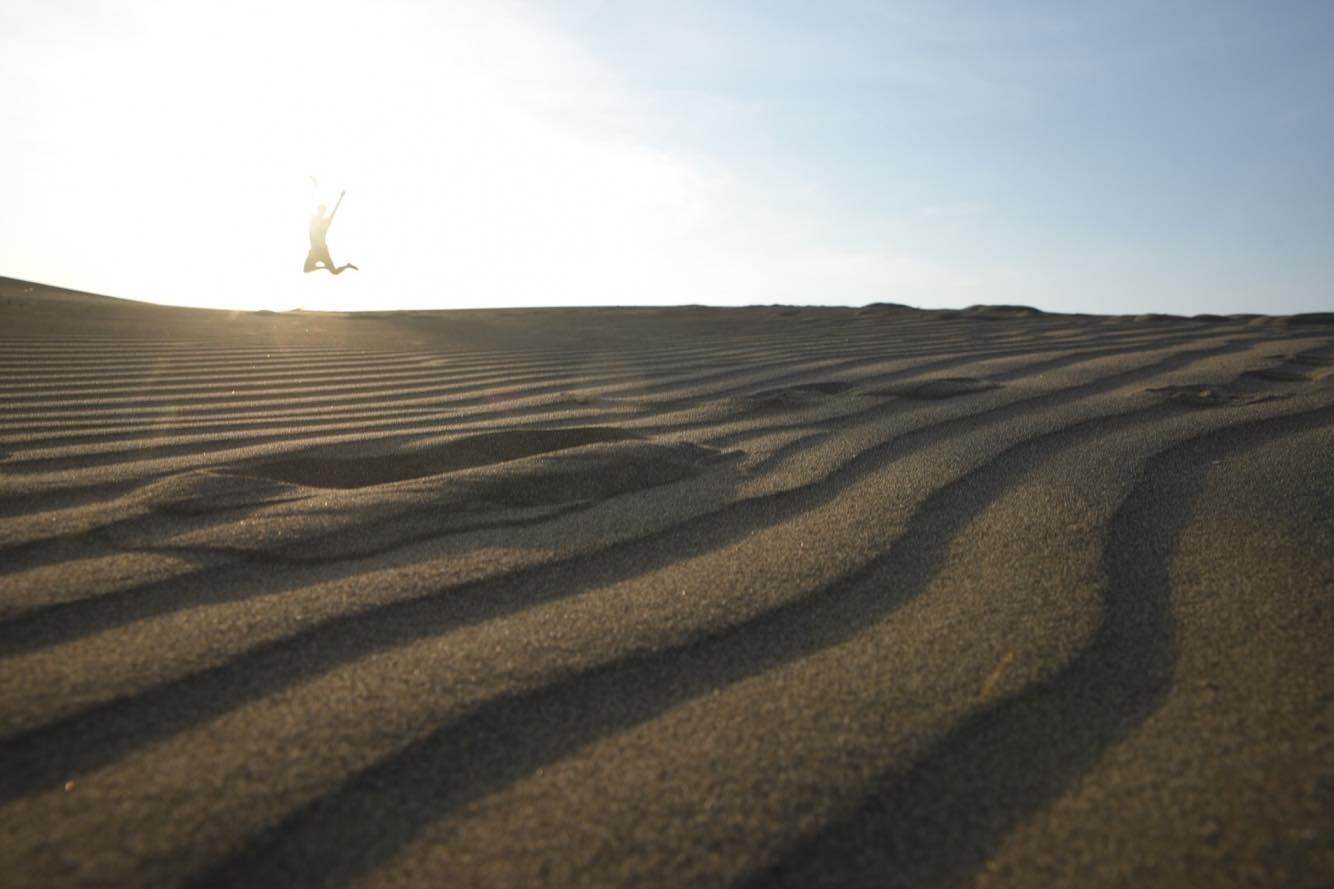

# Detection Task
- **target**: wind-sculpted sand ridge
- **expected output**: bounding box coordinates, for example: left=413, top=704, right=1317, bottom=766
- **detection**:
left=0, top=277, right=1330, bottom=887
left=0, top=332, right=1278, bottom=659
left=751, top=407, right=1334, bottom=889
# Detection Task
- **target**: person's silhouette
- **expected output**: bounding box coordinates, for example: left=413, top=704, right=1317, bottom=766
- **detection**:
left=304, top=191, right=359, bottom=274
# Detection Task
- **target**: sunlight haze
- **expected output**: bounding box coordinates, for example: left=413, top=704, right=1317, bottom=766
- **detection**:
left=3, top=1, right=1331, bottom=314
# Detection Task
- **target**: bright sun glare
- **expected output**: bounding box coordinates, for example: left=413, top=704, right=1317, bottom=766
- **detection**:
left=22, top=0, right=708, bottom=311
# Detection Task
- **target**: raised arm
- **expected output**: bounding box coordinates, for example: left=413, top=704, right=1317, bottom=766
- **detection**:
left=328, top=191, right=346, bottom=222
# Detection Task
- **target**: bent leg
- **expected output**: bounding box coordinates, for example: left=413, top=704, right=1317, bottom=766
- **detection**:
left=305, top=248, right=336, bottom=273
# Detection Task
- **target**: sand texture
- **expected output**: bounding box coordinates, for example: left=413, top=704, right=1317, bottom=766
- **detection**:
left=1, top=278, right=1331, bottom=888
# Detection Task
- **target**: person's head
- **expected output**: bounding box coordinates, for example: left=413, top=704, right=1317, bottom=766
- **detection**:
left=316, top=204, right=327, bottom=217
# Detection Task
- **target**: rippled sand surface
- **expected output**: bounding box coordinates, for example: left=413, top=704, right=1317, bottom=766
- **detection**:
left=1, top=278, right=1331, bottom=887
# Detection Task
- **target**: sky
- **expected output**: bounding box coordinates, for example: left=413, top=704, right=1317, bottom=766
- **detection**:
left=2, top=0, right=1332, bottom=314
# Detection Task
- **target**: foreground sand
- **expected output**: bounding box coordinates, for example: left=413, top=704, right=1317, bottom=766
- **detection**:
left=0, top=277, right=1330, bottom=887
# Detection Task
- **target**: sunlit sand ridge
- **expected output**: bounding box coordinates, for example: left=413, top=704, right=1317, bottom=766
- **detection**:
left=0, top=278, right=1331, bottom=888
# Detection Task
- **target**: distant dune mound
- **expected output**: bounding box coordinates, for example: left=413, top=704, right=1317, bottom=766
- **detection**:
left=1133, top=313, right=1188, bottom=322
left=1287, top=312, right=1334, bottom=325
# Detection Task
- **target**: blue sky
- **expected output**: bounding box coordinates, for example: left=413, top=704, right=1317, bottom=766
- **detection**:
left=2, top=1, right=1331, bottom=314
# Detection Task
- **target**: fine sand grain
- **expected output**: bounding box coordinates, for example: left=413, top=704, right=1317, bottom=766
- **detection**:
left=0, top=277, right=1331, bottom=887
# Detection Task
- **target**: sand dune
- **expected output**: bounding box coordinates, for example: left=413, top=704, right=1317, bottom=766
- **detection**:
left=1, top=276, right=1330, bottom=888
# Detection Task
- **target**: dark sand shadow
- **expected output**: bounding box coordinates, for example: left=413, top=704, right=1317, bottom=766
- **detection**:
left=748, top=406, right=1334, bottom=888
left=246, top=426, right=641, bottom=489
left=189, top=403, right=1185, bottom=888
left=0, top=338, right=1297, bottom=811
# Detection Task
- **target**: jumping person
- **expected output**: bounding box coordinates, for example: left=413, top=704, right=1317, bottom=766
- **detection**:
left=304, top=190, right=359, bottom=274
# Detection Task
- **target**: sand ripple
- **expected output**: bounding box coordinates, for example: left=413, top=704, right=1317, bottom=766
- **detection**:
left=1, top=279, right=1331, bottom=888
